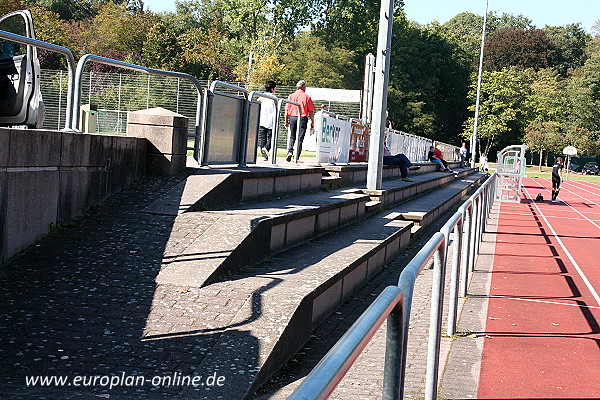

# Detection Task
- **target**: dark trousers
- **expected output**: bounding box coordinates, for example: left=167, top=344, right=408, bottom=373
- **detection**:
left=259, top=126, right=272, bottom=151
left=288, top=116, right=308, bottom=155
left=383, top=153, right=413, bottom=178
left=552, top=176, right=561, bottom=200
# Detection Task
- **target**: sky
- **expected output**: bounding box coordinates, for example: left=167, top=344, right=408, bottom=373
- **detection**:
left=143, top=0, right=599, bottom=33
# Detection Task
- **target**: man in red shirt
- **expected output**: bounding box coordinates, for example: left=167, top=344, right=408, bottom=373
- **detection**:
left=285, top=80, right=315, bottom=162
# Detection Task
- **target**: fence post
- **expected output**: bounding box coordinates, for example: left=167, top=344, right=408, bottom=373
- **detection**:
left=425, top=244, right=446, bottom=400
left=447, top=221, right=462, bottom=337
left=461, top=204, right=472, bottom=296
left=382, top=303, right=404, bottom=400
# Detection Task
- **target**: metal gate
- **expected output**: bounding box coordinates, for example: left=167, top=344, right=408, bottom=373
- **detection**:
left=495, top=145, right=527, bottom=203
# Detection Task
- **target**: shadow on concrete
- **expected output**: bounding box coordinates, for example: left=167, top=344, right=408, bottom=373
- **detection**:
left=0, top=169, right=260, bottom=399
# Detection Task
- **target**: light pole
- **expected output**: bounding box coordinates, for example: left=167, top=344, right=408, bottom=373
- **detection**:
left=471, top=0, right=489, bottom=168
left=366, top=0, right=395, bottom=190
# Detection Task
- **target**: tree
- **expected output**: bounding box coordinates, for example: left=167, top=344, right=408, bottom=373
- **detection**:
left=277, top=32, right=355, bottom=88
left=388, top=16, right=471, bottom=142
left=462, top=67, right=534, bottom=156
left=29, top=0, right=94, bottom=20
left=485, top=29, right=557, bottom=72
left=545, top=24, right=591, bottom=77
left=567, top=49, right=600, bottom=153
left=0, top=0, right=25, bottom=16
left=143, top=21, right=180, bottom=70
left=81, top=3, right=157, bottom=59
left=29, top=6, right=74, bottom=69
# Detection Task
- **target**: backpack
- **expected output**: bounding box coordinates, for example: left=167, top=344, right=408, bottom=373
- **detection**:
left=535, top=193, right=544, bottom=201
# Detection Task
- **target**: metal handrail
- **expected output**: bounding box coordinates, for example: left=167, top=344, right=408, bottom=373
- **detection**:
left=0, top=29, right=76, bottom=131
left=73, top=54, right=205, bottom=139
left=209, top=80, right=248, bottom=96
left=289, top=173, right=498, bottom=400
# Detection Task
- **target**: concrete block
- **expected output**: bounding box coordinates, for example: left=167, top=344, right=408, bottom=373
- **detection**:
left=312, top=279, right=343, bottom=324
left=107, top=136, right=139, bottom=191
left=285, top=215, right=316, bottom=246
left=128, top=124, right=188, bottom=155
left=0, top=171, right=7, bottom=261
left=127, top=107, right=188, bottom=128
left=147, top=154, right=186, bottom=176
left=342, top=261, right=367, bottom=300
left=287, top=174, right=301, bottom=193
left=301, top=173, right=321, bottom=190
left=57, top=169, right=106, bottom=223
left=89, top=134, right=111, bottom=167
left=4, top=171, right=59, bottom=259
left=60, top=131, right=91, bottom=167
left=8, top=129, right=61, bottom=167
left=242, top=178, right=259, bottom=200
left=316, top=209, right=336, bottom=233
left=339, top=203, right=358, bottom=224
left=385, top=237, right=400, bottom=263
left=0, top=128, right=10, bottom=167
left=256, top=177, right=275, bottom=196
left=270, top=223, right=286, bottom=252
left=274, top=176, right=290, bottom=194
left=367, top=248, right=386, bottom=278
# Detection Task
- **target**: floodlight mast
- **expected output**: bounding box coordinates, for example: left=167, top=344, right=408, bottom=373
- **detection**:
left=471, top=0, right=489, bottom=169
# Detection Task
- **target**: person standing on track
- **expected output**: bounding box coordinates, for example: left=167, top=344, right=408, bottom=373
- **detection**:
left=551, top=156, right=564, bottom=203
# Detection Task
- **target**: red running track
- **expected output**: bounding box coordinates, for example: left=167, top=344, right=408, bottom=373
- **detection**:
left=477, top=177, right=600, bottom=399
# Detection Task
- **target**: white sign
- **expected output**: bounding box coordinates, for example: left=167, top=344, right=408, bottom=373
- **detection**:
left=563, top=146, right=577, bottom=156
left=317, top=116, right=351, bottom=163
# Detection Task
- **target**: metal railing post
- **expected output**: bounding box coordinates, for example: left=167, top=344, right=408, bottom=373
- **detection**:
left=469, top=197, right=479, bottom=272
left=382, top=303, right=404, bottom=400
left=447, top=220, right=463, bottom=337
left=460, top=204, right=472, bottom=297
left=425, top=243, right=447, bottom=400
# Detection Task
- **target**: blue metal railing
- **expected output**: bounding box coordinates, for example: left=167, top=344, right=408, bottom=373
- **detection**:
left=289, top=173, right=497, bottom=400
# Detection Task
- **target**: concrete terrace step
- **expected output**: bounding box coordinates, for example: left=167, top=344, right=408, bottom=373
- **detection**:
left=155, top=189, right=371, bottom=287
left=143, top=166, right=326, bottom=215
left=180, top=172, right=486, bottom=399
left=392, top=172, right=488, bottom=232
left=323, top=161, right=463, bottom=186
left=154, top=168, right=478, bottom=288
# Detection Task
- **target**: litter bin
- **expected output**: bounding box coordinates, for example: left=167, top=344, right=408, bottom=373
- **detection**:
left=80, top=104, right=98, bottom=133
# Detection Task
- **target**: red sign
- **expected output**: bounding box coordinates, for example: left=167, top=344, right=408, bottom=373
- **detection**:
left=349, top=123, right=369, bottom=162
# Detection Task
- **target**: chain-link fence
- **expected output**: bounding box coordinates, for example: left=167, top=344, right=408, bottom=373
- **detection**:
left=40, top=69, right=362, bottom=147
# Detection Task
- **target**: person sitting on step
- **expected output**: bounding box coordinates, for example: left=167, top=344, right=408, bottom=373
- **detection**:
left=383, top=144, right=421, bottom=182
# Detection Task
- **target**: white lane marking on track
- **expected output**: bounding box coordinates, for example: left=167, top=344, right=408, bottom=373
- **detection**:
left=531, top=178, right=600, bottom=230
left=568, top=180, right=600, bottom=192
left=563, top=181, right=600, bottom=200
left=487, top=295, right=600, bottom=310
left=522, top=185, right=600, bottom=307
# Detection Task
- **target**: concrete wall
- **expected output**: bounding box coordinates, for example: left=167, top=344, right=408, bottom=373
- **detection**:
left=0, top=128, right=146, bottom=263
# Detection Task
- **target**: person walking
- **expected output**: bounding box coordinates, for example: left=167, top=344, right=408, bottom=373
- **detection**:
left=459, top=142, right=468, bottom=167
left=551, top=156, right=564, bottom=203
left=258, top=81, right=277, bottom=160
left=383, top=144, right=420, bottom=182
left=284, top=80, right=315, bottom=162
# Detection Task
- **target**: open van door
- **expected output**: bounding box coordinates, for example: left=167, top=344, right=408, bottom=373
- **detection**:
left=0, top=9, right=44, bottom=128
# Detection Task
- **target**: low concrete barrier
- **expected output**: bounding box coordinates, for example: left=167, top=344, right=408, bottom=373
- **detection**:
left=0, top=127, right=146, bottom=262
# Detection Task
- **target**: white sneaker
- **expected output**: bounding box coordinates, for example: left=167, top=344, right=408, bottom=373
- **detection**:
left=261, top=148, right=269, bottom=160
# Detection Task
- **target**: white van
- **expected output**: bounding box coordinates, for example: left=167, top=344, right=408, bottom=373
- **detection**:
left=0, top=9, right=44, bottom=128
